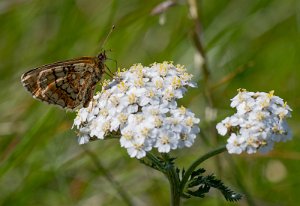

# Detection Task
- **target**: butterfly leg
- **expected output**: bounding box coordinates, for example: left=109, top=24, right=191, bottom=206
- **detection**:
left=83, top=84, right=96, bottom=108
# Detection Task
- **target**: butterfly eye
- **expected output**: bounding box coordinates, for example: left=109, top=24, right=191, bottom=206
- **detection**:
left=98, top=52, right=106, bottom=61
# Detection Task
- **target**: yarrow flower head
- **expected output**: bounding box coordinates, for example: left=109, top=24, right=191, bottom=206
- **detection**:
left=216, top=89, right=292, bottom=154
left=73, top=62, right=200, bottom=159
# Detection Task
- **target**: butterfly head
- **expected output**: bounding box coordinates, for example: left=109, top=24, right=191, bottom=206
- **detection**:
left=97, top=51, right=107, bottom=62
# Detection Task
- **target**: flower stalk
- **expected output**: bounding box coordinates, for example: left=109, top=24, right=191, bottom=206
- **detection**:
left=143, top=146, right=227, bottom=206
left=179, top=145, right=227, bottom=193
left=166, top=164, right=181, bottom=206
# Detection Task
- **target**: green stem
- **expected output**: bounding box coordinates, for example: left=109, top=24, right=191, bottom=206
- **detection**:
left=180, top=145, right=227, bottom=193
left=167, top=165, right=181, bottom=206
left=145, top=146, right=226, bottom=205
left=162, top=154, right=181, bottom=206
left=145, top=153, right=181, bottom=206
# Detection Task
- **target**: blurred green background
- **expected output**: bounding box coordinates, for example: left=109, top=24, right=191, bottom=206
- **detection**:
left=0, top=0, right=299, bottom=205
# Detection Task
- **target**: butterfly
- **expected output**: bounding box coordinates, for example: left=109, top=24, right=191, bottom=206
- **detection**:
left=21, top=52, right=108, bottom=110
left=21, top=26, right=116, bottom=110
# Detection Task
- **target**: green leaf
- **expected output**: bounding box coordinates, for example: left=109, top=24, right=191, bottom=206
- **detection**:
left=186, top=169, right=242, bottom=202
left=190, top=168, right=206, bottom=179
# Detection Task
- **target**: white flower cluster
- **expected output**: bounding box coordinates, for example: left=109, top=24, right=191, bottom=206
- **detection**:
left=73, top=62, right=200, bottom=159
left=216, top=89, right=292, bottom=154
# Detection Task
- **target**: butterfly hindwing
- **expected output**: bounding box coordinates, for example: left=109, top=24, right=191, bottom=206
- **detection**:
left=21, top=57, right=104, bottom=110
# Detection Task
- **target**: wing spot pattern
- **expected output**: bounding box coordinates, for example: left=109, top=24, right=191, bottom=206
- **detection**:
left=21, top=56, right=105, bottom=110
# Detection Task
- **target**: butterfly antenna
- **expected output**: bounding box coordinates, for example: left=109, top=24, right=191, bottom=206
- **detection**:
left=100, top=25, right=115, bottom=50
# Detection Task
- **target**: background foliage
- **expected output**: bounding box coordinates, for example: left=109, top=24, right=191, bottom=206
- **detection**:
left=0, top=0, right=299, bottom=205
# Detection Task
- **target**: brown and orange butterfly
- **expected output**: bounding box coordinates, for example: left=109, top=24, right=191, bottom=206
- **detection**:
left=21, top=53, right=107, bottom=110
left=21, top=27, right=114, bottom=110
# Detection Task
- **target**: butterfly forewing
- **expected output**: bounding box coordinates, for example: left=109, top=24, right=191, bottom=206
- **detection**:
left=21, top=55, right=105, bottom=110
